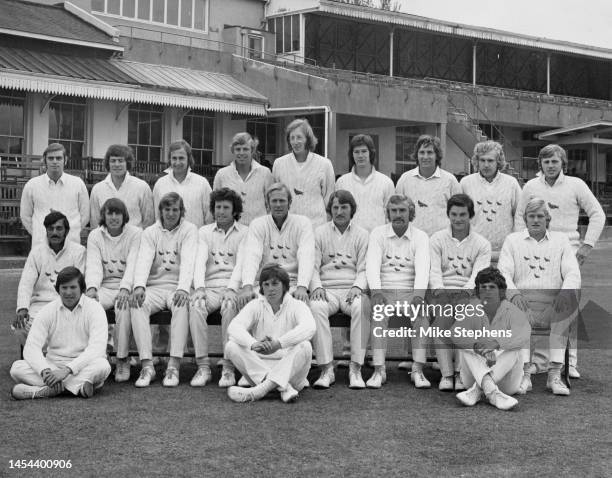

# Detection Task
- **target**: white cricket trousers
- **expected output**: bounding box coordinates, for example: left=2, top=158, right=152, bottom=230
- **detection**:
left=130, top=285, right=189, bottom=360
left=189, top=288, right=237, bottom=363
left=224, top=340, right=312, bottom=390
left=10, top=358, right=111, bottom=395
left=459, top=349, right=523, bottom=396
left=310, top=289, right=369, bottom=365
left=98, top=286, right=131, bottom=359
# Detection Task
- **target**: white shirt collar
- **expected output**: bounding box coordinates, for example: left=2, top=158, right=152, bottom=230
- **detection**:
left=384, top=222, right=414, bottom=240
left=407, top=166, right=441, bottom=180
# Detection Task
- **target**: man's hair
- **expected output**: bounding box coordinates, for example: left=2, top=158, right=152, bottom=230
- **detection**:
left=158, top=192, right=185, bottom=218
left=104, top=144, right=134, bottom=171
left=538, top=144, right=567, bottom=172
left=43, top=143, right=66, bottom=165
left=168, top=139, right=195, bottom=169
left=230, top=132, right=259, bottom=157
left=523, top=197, right=551, bottom=227
left=348, top=134, right=376, bottom=169
left=447, top=193, right=475, bottom=218
left=285, top=118, right=318, bottom=152
left=471, top=141, right=506, bottom=172
left=259, top=263, right=290, bottom=296
left=475, top=267, right=507, bottom=299
left=54, top=266, right=86, bottom=293
left=99, top=198, right=130, bottom=227
left=413, top=135, right=443, bottom=166
left=326, top=189, right=357, bottom=218
left=265, top=182, right=292, bottom=207
left=209, top=187, right=243, bottom=221
left=43, top=211, right=70, bottom=232
left=385, top=194, right=415, bottom=222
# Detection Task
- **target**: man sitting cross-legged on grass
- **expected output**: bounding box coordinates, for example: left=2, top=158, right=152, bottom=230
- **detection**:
left=453, top=267, right=531, bottom=411
left=190, top=188, right=248, bottom=387
left=130, top=192, right=198, bottom=388
left=226, top=263, right=316, bottom=403
left=86, top=198, right=141, bottom=382
left=13, top=211, right=85, bottom=347
left=499, top=198, right=580, bottom=396
left=10, top=267, right=111, bottom=400
left=429, top=194, right=491, bottom=392
left=309, top=190, right=370, bottom=389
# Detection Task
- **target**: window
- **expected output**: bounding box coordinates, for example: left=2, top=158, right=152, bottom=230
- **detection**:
left=92, top=0, right=209, bottom=32
left=48, top=96, right=86, bottom=160
left=182, top=110, right=215, bottom=168
left=268, top=15, right=300, bottom=53
left=128, top=104, right=162, bottom=165
left=0, top=89, right=25, bottom=155
left=247, top=34, right=264, bottom=60
left=395, top=126, right=424, bottom=176
left=246, top=117, right=279, bottom=166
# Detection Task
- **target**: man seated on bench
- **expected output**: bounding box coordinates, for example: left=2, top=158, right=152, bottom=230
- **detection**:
left=190, top=188, right=248, bottom=388
left=309, top=190, right=369, bottom=389
left=14, top=211, right=85, bottom=347
left=130, top=192, right=197, bottom=388
left=453, top=267, right=531, bottom=411
left=429, top=194, right=491, bottom=392
left=238, top=182, right=315, bottom=308
left=10, top=266, right=111, bottom=400
left=225, top=263, right=316, bottom=403
left=366, top=195, right=430, bottom=389
left=86, top=198, right=141, bottom=382
left=498, top=198, right=580, bottom=396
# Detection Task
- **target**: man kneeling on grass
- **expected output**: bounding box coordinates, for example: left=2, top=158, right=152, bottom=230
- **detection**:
left=10, top=267, right=111, bottom=400
left=453, top=267, right=531, bottom=411
left=225, top=263, right=316, bottom=403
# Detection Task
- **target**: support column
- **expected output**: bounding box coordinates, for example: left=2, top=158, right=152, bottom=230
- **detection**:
left=299, top=13, right=306, bottom=62
left=389, top=28, right=394, bottom=77
left=26, top=93, right=50, bottom=156
left=546, top=53, right=551, bottom=95
left=326, top=110, right=337, bottom=168
left=472, top=43, right=477, bottom=87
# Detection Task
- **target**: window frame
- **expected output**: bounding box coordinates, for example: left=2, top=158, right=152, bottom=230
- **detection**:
left=92, top=0, right=209, bottom=33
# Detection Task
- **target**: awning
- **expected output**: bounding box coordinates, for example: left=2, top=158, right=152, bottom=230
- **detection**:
left=538, top=121, right=612, bottom=140
left=0, top=46, right=268, bottom=116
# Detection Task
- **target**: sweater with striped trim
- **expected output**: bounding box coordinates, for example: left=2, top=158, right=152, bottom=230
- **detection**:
left=272, top=152, right=335, bottom=228
left=460, top=171, right=521, bottom=258
left=429, top=227, right=492, bottom=290
left=395, top=167, right=461, bottom=236
left=310, top=221, right=369, bottom=291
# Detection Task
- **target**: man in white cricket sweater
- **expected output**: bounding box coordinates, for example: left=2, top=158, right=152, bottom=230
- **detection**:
left=429, top=194, right=491, bottom=391
left=514, top=144, right=604, bottom=378
left=14, top=211, right=85, bottom=347
left=130, top=192, right=198, bottom=388
left=213, top=132, right=274, bottom=226
left=10, top=267, right=111, bottom=400
left=499, top=198, right=581, bottom=396
left=226, top=264, right=316, bottom=403
left=453, top=268, right=531, bottom=411
left=89, top=144, right=155, bottom=229
left=366, top=195, right=431, bottom=388
left=272, top=119, right=335, bottom=228
left=460, top=141, right=521, bottom=264
left=335, top=134, right=394, bottom=233
left=309, top=190, right=370, bottom=389
left=86, top=198, right=141, bottom=382
left=153, top=140, right=212, bottom=228
left=237, top=183, right=315, bottom=308
left=20, top=143, right=89, bottom=246
left=190, top=188, right=248, bottom=388
left=395, top=135, right=461, bottom=237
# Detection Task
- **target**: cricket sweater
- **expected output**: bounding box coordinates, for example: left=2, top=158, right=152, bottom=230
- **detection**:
left=310, top=221, right=369, bottom=291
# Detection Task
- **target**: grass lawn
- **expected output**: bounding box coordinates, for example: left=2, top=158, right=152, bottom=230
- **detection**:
left=1, top=243, right=612, bottom=477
